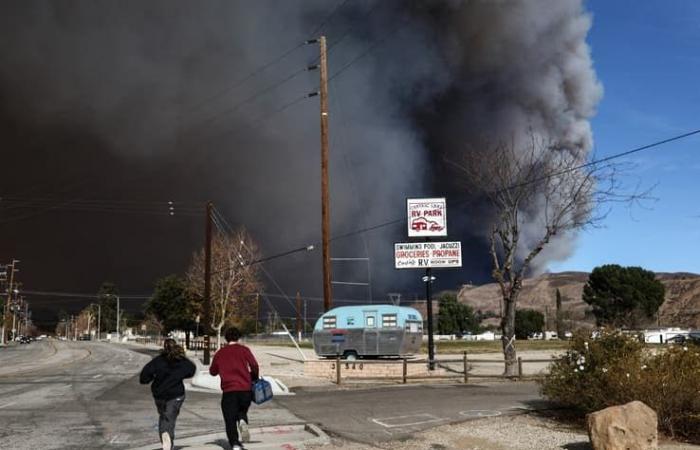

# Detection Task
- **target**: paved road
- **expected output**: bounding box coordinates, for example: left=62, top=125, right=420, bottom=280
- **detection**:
left=0, top=341, right=301, bottom=450
left=275, top=382, right=548, bottom=444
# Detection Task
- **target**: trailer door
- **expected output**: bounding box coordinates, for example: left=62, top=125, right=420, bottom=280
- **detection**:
left=363, top=311, right=378, bottom=355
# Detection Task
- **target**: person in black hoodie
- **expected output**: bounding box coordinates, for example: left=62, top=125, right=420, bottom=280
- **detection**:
left=140, top=338, right=196, bottom=450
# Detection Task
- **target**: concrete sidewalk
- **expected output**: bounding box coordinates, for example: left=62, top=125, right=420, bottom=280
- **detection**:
left=128, top=424, right=329, bottom=450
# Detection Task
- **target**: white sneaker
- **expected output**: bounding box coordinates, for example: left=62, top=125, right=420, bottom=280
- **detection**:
left=238, top=420, right=250, bottom=443
left=161, top=431, right=172, bottom=450
left=232, top=445, right=243, bottom=450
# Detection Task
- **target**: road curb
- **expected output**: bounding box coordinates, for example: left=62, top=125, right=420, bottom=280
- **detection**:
left=126, top=423, right=330, bottom=450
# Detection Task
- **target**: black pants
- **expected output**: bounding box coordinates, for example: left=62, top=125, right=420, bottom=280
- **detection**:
left=221, top=391, right=252, bottom=446
left=154, top=396, right=185, bottom=446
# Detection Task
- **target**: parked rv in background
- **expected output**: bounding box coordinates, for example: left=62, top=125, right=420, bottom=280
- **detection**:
left=313, top=305, right=423, bottom=359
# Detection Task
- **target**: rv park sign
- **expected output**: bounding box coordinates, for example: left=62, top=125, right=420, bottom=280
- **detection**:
left=395, top=197, right=462, bottom=269
left=407, top=197, right=447, bottom=237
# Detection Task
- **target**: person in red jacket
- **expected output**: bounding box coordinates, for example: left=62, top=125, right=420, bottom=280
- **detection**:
left=209, top=327, right=259, bottom=450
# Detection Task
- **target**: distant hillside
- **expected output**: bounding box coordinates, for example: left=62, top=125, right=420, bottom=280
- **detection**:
left=454, top=272, right=700, bottom=329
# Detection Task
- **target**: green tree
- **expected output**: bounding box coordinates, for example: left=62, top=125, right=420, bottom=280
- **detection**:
left=582, top=264, right=665, bottom=328
left=514, top=309, right=544, bottom=339
left=145, top=275, right=199, bottom=334
left=437, top=293, right=480, bottom=335
left=97, top=282, right=119, bottom=333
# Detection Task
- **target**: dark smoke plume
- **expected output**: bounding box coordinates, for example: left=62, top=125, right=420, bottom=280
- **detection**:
left=0, top=0, right=600, bottom=324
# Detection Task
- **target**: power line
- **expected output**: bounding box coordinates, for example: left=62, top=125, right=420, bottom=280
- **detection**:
left=0, top=196, right=204, bottom=223
left=188, top=66, right=309, bottom=137
left=183, top=43, right=306, bottom=119
left=328, top=18, right=404, bottom=82
left=208, top=127, right=700, bottom=267
left=19, top=290, right=152, bottom=300
left=308, top=0, right=352, bottom=39
left=326, top=0, right=383, bottom=54
left=176, top=0, right=352, bottom=122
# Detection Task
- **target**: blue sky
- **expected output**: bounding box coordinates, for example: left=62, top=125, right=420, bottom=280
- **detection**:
left=548, top=0, right=700, bottom=274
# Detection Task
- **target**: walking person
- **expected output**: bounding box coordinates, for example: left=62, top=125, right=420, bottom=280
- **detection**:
left=140, top=338, right=196, bottom=450
left=209, top=327, right=259, bottom=450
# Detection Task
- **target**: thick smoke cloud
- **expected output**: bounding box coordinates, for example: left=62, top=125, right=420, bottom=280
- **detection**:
left=0, top=0, right=600, bottom=324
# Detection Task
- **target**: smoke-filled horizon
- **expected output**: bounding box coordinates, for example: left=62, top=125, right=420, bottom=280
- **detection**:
left=0, top=0, right=601, bottom=327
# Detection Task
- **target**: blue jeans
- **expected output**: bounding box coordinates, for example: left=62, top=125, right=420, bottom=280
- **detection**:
left=154, top=396, right=185, bottom=445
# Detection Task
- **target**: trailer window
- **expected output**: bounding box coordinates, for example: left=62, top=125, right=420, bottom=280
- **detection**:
left=406, top=321, right=422, bottom=333
left=365, top=316, right=375, bottom=327
left=382, top=314, right=397, bottom=328
left=322, top=316, right=336, bottom=329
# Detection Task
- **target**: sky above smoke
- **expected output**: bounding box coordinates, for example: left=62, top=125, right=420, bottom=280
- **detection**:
left=0, top=0, right=601, bottom=327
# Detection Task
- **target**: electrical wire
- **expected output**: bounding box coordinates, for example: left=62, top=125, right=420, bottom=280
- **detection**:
left=183, top=43, right=306, bottom=119
left=175, top=0, right=352, bottom=123
left=188, top=66, right=309, bottom=136
left=308, top=0, right=352, bottom=39
left=328, top=19, right=404, bottom=82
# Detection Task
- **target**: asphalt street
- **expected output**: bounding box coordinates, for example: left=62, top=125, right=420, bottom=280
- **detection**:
left=276, top=382, right=548, bottom=444
left=0, top=341, right=549, bottom=449
left=0, top=341, right=299, bottom=450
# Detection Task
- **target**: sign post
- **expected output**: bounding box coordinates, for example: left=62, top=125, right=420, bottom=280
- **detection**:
left=398, top=198, right=460, bottom=371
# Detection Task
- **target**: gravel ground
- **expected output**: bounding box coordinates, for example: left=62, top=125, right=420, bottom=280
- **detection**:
left=307, top=414, right=700, bottom=450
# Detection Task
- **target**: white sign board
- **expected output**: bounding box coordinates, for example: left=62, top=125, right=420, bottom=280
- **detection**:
left=394, top=242, right=462, bottom=269
left=407, top=197, right=447, bottom=237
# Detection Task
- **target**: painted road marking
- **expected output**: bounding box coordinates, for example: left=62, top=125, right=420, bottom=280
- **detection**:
left=109, top=433, right=130, bottom=444
left=459, top=410, right=502, bottom=418
left=92, top=374, right=103, bottom=379
left=371, top=413, right=444, bottom=428
left=0, top=402, right=16, bottom=409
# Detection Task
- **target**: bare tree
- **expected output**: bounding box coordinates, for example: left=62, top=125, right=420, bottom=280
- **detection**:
left=458, top=135, right=643, bottom=375
left=142, top=313, right=165, bottom=338
left=186, top=227, right=261, bottom=348
left=76, top=306, right=96, bottom=338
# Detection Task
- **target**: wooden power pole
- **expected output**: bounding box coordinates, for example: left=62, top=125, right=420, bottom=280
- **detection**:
left=203, top=201, right=213, bottom=365
left=296, top=291, right=302, bottom=338
left=319, top=36, right=332, bottom=312
left=305, top=35, right=332, bottom=312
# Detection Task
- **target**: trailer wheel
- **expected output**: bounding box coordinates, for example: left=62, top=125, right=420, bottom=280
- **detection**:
left=343, top=351, right=358, bottom=361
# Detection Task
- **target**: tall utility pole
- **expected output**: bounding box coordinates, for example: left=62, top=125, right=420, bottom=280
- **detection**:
left=296, top=292, right=302, bottom=339
left=203, top=201, right=213, bottom=365
left=2, top=260, right=19, bottom=345
left=23, top=300, right=28, bottom=336
left=306, top=36, right=332, bottom=312
left=319, top=35, right=331, bottom=313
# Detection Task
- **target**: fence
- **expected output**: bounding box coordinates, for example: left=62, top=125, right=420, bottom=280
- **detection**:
left=130, top=336, right=227, bottom=351
left=315, top=352, right=561, bottom=385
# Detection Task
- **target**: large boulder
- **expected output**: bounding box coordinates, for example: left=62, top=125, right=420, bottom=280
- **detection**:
left=587, top=401, right=658, bottom=450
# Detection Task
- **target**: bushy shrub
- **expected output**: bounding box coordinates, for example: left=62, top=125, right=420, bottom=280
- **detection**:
left=540, top=330, right=700, bottom=442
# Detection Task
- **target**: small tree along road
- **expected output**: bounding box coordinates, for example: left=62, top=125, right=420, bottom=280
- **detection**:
left=582, top=264, right=665, bottom=328
left=186, top=227, right=261, bottom=348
